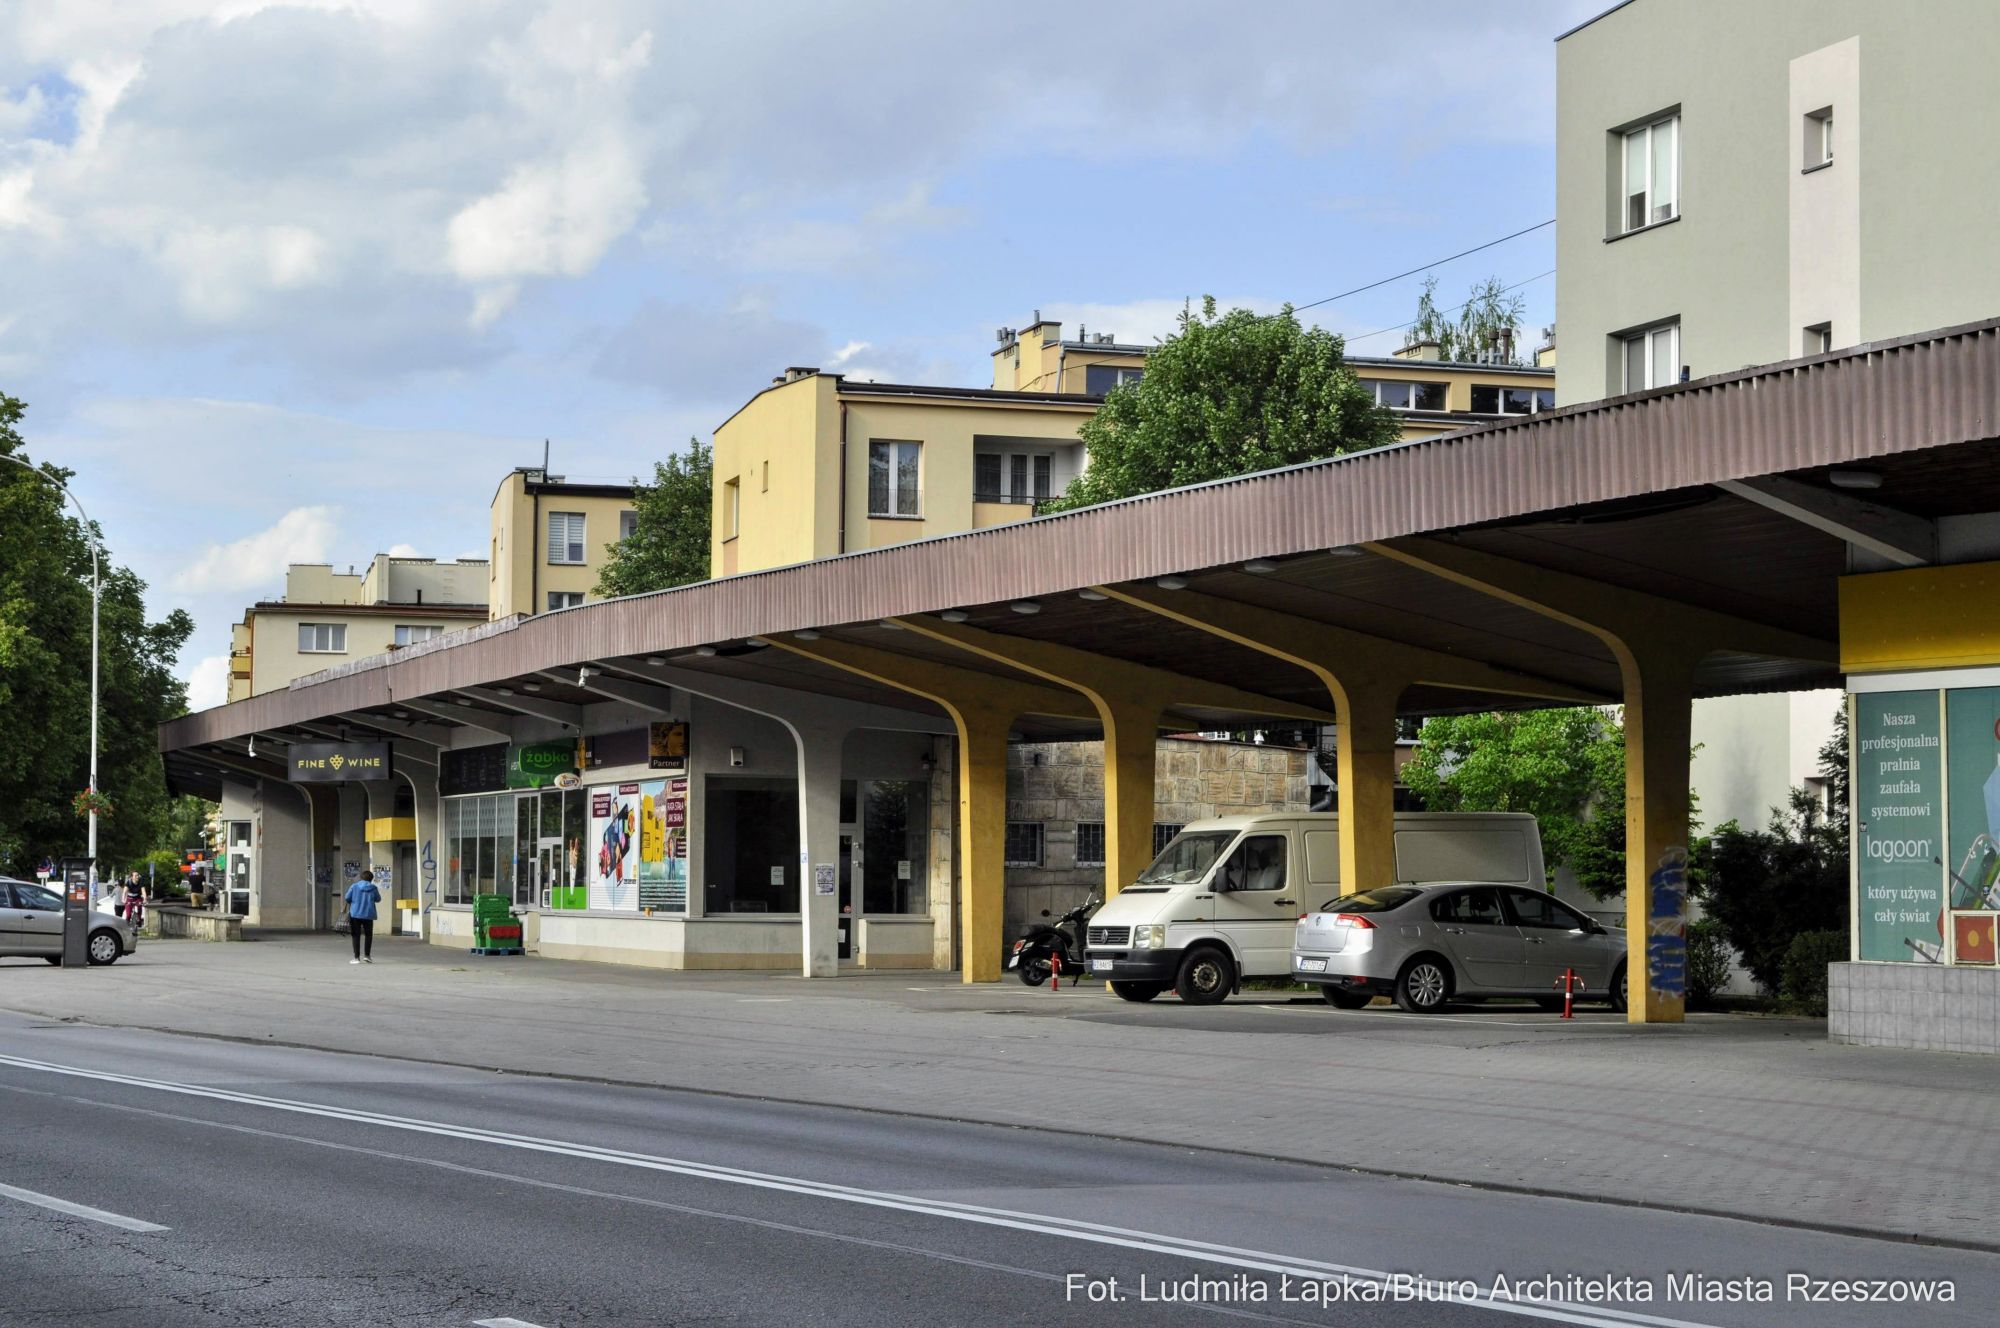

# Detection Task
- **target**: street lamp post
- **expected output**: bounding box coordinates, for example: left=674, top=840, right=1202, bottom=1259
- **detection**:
left=2, top=454, right=102, bottom=893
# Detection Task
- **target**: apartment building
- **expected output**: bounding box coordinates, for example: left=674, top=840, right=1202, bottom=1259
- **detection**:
left=1557, top=0, right=2000, bottom=403
left=488, top=467, right=638, bottom=618
left=226, top=557, right=488, bottom=701
left=990, top=313, right=1558, bottom=443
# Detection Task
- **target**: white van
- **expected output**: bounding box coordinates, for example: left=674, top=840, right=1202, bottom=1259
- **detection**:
left=1082, top=812, right=1545, bottom=1004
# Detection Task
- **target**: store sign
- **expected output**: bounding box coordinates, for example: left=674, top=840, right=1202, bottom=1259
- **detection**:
left=649, top=721, right=689, bottom=772
left=1855, top=692, right=1945, bottom=961
left=508, top=740, right=577, bottom=789
left=287, top=742, right=390, bottom=782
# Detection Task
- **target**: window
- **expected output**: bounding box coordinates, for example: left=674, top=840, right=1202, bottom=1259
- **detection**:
left=547, top=512, right=586, bottom=565
left=868, top=440, right=922, bottom=517
left=1084, top=365, right=1144, bottom=394
left=1360, top=379, right=1447, bottom=411
left=1074, top=822, right=1106, bottom=867
left=974, top=453, right=1002, bottom=501
left=1805, top=107, right=1833, bottom=169
left=1620, top=322, right=1680, bottom=392
left=297, top=622, right=346, bottom=653
left=974, top=452, right=1052, bottom=504
left=1430, top=887, right=1506, bottom=925
left=1218, top=835, right=1287, bottom=892
left=1503, top=887, right=1591, bottom=932
left=1470, top=385, right=1557, bottom=415
left=760, top=459, right=769, bottom=493
left=722, top=477, right=740, bottom=539
left=619, top=510, right=639, bottom=542
left=547, top=591, right=584, bottom=611
left=1804, top=322, right=1832, bottom=356
left=10, top=882, right=59, bottom=911
left=1152, top=823, right=1184, bottom=857
left=1620, top=114, right=1679, bottom=233
left=444, top=794, right=516, bottom=906
left=1004, top=821, right=1044, bottom=867
left=393, top=624, right=442, bottom=648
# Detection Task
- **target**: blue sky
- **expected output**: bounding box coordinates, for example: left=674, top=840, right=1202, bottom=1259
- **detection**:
left=0, top=1, right=1596, bottom=708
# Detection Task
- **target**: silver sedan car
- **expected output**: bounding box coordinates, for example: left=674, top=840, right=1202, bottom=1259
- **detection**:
left=0, top=878, right=137, bottom=965
left=1293, top=882, right=1626, bottom=1013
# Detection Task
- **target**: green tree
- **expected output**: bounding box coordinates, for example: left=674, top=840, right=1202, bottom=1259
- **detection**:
left=597, top=437, right=713, bottom=596
left=1401, top=707, right=1627, bottom=895
left=0, top=392, right=195, bottom=875
left=1404, top=274, right=1528, bottom=364
left=1043, top=298, right=1395, bottom=511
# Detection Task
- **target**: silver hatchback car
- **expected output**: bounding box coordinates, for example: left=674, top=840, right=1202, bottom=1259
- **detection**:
left=0, top=878, right=137, bottom=965
left=1293, top=882, right=1626, bottom=1013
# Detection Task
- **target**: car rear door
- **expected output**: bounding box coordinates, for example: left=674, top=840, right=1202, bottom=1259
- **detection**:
left=2, top=882, right=63, bottom=955
left=1427, top=887, right=1525, bottom=991
left=1503, top=888, right=1613, bottom=991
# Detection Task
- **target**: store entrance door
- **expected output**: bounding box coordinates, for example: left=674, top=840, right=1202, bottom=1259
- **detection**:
left=837, top=830, right=855, bottom=961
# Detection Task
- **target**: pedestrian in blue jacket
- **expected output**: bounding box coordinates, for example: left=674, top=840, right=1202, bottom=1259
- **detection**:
left=344, top=870, right=381, bottom=964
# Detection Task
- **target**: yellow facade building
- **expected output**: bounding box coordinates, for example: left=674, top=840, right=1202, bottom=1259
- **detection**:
left=226, top=558, right=489, bottom=702
left=487, top=467, right=639, bottom=619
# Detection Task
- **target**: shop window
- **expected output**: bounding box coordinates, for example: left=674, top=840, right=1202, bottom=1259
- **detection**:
left=1004, top=822, right=1044, bottom=868
left=860, top=780, right=929, bottom=914
left=444, top=792, right=516, bottom=905
left=1074, top=822, right=1106, bottom=867
left=704, top=776, right=800, bottom=914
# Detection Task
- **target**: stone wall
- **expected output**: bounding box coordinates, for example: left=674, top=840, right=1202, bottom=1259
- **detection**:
left=1002, top=737, right=1310, bottom=938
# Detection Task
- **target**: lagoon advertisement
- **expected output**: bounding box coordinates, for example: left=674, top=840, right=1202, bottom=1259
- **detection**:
left=1854, top=691, right=1945, bottom=962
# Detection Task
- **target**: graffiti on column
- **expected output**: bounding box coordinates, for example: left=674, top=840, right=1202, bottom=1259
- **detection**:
left=1646, top=846, right=1688, bottom=1000
left=421, top=839, right=438, bottom=902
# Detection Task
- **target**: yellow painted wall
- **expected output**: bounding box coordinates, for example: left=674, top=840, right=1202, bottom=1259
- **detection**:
left=1841, top=562, right=2000, bottom=672
left=245, top=609, right=484, bottom=695
left=711, top=374, right=841, bottom=575
left=488, top=472, right=638, bottom=618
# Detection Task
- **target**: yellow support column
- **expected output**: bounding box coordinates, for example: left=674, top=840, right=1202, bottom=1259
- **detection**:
left=890, top=617, right=1330, bottom=899
left=1098, top=586, right=1604, bottom=896
left=1369, top=537, right=1837, bottom=1023
left=768, top=636, right=1093, bottom=982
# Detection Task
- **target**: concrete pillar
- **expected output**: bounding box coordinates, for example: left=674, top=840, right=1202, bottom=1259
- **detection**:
left=254, top=779, right=313, bottom=929
left=1333, top=679, right=1402, bottom=894
left=1101, top=700, right=1159, bottom=899
left=957, top=707, right=1012, bottom=983
left=795, top=722, right=848, bottom=978
left=928, top=735, right=957, bottom=971
left=397, top=748, right=442, bottom=941
left=305, top=785, right=338, bottom=930
left=1620, top=647, right=1698, bottom=1023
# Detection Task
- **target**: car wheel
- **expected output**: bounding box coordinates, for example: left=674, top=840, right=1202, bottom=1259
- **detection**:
left=1110, top=981, right=1165, bottom=1003
left=86, top=930, right=122, bottom=966
left=1323, top=987, right=1371, bottom=1010
left=1609, top=963, right=1629, bottom=1014
left=1174, top=947, right=1234, bottom=1005
left=1394, top=955, right=1451, bottom=1012
left=1016, top=951, right=1050, bottom=987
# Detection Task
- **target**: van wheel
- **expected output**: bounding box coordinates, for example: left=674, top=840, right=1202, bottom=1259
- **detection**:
left=1609, top=963, right=1629, bottom=1014
left=1110, top=981, right=1165, bottom=1003
left=1175, top=948, right=1234, bottom=1005
left=1394, top=955, right=1451, bottom=1012
left=1323, top=987, right=1371, bottom=1010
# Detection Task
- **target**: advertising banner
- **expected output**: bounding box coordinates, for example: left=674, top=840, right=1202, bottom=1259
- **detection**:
left=589, top=784, right=640, bottom=911
left=1855, top=691, right=1946, bottom=961
left=287, top=742, right=390, bottom=782
left=637, top=776, right=689, bottom=913
left=649, top=721, right=689, bottom=773
left=508, top=740, right=577, bottom=789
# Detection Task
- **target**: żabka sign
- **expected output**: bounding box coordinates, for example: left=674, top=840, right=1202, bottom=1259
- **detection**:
left=288, top=742, right=391, bottom=782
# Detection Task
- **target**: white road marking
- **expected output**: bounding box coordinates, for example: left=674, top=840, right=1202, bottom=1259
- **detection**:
left=0, top=1052, right=1717, bottom=1328
left=473, top=1318, right=548, bottom=1327
left=0, top=1179, right=168, bottom=1232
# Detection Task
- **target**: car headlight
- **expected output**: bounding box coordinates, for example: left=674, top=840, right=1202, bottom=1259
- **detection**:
left=1132, top=924, right=1166, bottom=949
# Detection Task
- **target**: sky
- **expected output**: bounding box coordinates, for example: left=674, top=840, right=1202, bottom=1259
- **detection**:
left=0, top=0, right=1598, bottom=711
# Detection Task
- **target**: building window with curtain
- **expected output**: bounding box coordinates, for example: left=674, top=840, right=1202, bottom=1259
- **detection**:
left=297, top=622, right=346, bottom=653
left=868, top=440, right=921, bottom=517
left=1619, top=113, right=1679, bottom=233
left=547, top=511, right=586, bottom=564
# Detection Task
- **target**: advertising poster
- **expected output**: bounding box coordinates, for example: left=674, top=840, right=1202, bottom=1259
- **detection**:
left=637, top=776, right=689, bottom=913
left=1855, top=691, right=1946, bottom=961
left=589, top=784, right=640, bottom=911
left=649, top=721, right=689, bottom=773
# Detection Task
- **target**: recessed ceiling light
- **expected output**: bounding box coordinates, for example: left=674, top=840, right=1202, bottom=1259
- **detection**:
left=1243, top=559, right=1279, bottom=574
left=1077, top=589, right=1108, bottom=601
left=1326, top=546, right=1365, bottom=558
left=454, top=697, right=473, bottom=707
left=745, top=636, right=771, bottom=647
left=495, top=687, right=514, bottom=696
left=1828, top=469, right=1882, bottom=491
left=393, top=710, right=410, bottom=720
left=1010, top=600, right=1041, bottom=615
left=522, top=682, right=542, bottom=693
left=877, top=619, right=905, bottom=630
left=1155, top=575, right=1188, bottom=590
left=695, top=645, right=719, bottom=657
left=794, top=629, right=822, bottom=641
left=939, top=610, right=969, bottom=623
left=644, top=656, right=666, bottom=666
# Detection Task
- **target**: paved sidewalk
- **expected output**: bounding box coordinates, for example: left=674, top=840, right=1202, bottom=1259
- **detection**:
left=4, top=932, right=1993, bottom=1248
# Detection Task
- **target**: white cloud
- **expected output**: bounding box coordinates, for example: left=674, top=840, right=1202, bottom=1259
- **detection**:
left=171, top=504, right=340, bottom=595
left=183, top=652, right=230, bottom=711
left=384, top=542, right=422, bottom=558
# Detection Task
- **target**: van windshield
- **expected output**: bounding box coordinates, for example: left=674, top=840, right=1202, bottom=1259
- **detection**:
left=1137, top=832, right=1237, bottom=885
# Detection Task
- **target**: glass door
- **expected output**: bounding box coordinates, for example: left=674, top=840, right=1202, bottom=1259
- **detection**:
left=515, top=794, right=539, bottom=908
left=546, top=788, right=588, bottom=910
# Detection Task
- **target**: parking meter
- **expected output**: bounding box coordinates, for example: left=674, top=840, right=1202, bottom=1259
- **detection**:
left=58, top=857, right=93, bottom=967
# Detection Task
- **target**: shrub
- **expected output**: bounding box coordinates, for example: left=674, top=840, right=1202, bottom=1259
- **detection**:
left=1685, top=918, right=1734, bottom=1008
left=1698, top=789, right=1847, bottom=993
left=1780, top=930, right=1847, bottom=1016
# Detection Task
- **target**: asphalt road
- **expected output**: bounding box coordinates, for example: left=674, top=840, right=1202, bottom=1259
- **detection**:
left=0, top=1014, right=1992, bottom=1327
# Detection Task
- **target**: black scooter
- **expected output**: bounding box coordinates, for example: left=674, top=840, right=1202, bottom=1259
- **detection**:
left=1007, top=897, right=1098, bottom=987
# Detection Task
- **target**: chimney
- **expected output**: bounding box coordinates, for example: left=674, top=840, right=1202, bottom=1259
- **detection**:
left=1394, top=340, right=1443, bottom=362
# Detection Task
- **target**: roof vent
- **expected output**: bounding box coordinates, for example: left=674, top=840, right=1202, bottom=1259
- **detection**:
left=995, top=327, right=1013, bottom=344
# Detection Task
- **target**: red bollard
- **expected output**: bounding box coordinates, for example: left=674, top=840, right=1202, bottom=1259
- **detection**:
left=1049, top=949, right=1061, bottom=992
left=1553, top=967, right=1586, bottom=1018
